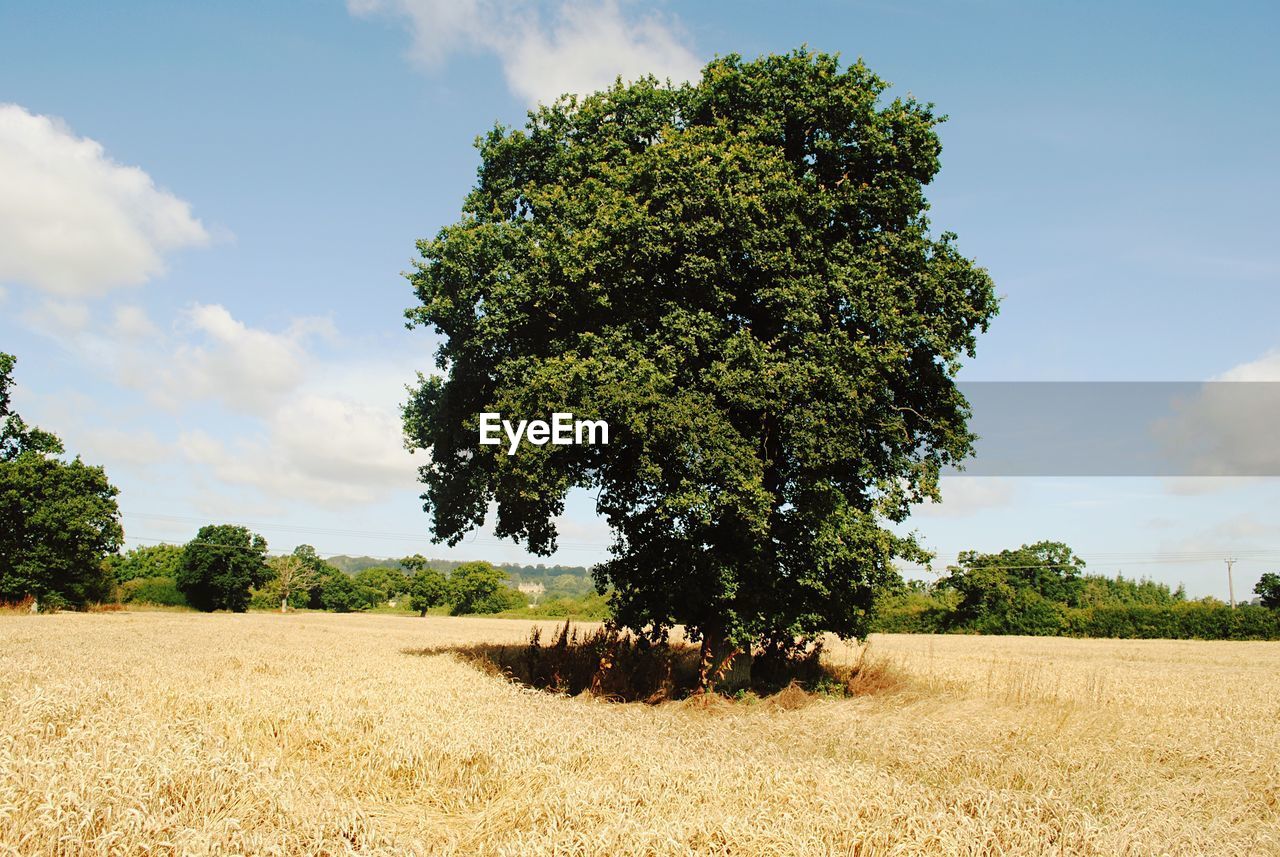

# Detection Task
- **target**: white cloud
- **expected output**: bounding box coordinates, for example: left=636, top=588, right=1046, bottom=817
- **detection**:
left=112, top=305, right=159, bottom=339
left=1161, top=476, right=1258, bottom=497
left=179, top=391, right=418, bottom=507
left=1151, top=349, right=1280, bottom=477
left=21, top=299, right=91, bottom=335
left=80, top=427, right=171, bottom=470
left=0, top=104, right=209, bottom=296
left=916, top=477, right=1017, bottom=518
left=1215, top=347, right=1280, bottom=382
left=349, top=0, right=702, bottom=106
left=136, top=304, right=424, bottom=507
left=159, top=304, right=336, bottom=414
left=19, top=298, right=427, bottom=509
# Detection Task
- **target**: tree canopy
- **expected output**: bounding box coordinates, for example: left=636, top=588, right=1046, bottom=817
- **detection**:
left=0, top=353, right=64, bottom=463
left=448, top=560, right=522, bottom=615
left=938, top=541, right=1088, bottom=635
left=1, top=352, right=121, bottom=608
left=1257, top=573, right=1280, bottom=610
left=106, top=544, right=184, bottom=583
left=176, top=525, right=270, bottom=612
left=403, top=49, right=997, bottom=667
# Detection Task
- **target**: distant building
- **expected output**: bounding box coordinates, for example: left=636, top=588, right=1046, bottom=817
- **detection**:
left=517, top=581, right=545, bottom=604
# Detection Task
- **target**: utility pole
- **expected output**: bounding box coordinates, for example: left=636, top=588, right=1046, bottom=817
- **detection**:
left=1225, top=557, right=1237, bottom=608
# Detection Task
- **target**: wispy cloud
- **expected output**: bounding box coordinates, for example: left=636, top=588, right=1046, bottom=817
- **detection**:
left=349, top=0, right=702, bottom=106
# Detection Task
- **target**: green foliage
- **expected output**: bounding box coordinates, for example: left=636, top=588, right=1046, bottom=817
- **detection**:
left=447, top=561, right=525, bottom=615
left=292, top=545, right=343, bottom=609
left=403, top=49, right=997, bottom=656
left=502, top=591, right=612, bottom=621
left=176, top=525, right=270, bottom=612
left=0, top=453, right=122, bottom=608
left=248, top=585, right=283, bottom=611
left=1255, top=573, right=1280, bottom=610
left=318, top=570, right=366, bottom=613
left=106, top=544, right=184, bottom=583
left=119, top=576, right=188, bottom=607
left=329, top=554, right=595, bottom=593
left=873, top=545, right=1279, bottom=640
left=0, top=354, right=122, bottom=608
left=1078, top=574, right=1185, bottom=607
left=869, top=588, right=958, bottom=634
left=354, top=566, right=409, bottom=602
left=1063, top=601, right=1280, bottom=641
left=940, top=541, right=1086, bottom=632
left=0, top=352, right=64, bottom=462
left=545, top=572, right=591, bottom=599
left=405, top=563, right=449, bottom=617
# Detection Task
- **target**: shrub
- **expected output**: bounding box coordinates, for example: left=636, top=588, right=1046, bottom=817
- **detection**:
left=511, top=592, right=612, bottom=621
left=320, top=572, right=364, bottom=613
left=870, top=590, right=955, bottom=633
left=1064, top=601, right=1280, bottom=640
left=119, top=576, right=188, bottom=607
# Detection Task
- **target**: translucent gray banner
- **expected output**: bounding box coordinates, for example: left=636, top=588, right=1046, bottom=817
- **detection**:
left=947, top=382, right=1280, bottom=476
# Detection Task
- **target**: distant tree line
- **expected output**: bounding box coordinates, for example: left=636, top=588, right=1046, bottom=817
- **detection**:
left=103, top=536, right=536, bottom=617
left=325, top=555, right=595, bottom=596
left=871, top=541, right=1280, bottom=640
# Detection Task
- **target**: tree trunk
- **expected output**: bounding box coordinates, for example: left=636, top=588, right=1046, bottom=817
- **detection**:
left=711, top=635, right=753, bottom=693
left=697, top=622, right=753, bottom=693
left=281, top=597, right=288, bottom=613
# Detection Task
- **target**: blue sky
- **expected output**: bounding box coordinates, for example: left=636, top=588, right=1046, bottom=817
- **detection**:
left=2, top=0, right=1278, bottom=597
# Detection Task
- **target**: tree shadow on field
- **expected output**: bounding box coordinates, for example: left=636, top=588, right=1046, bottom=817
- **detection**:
left=405, top=620, right=908, bottom=705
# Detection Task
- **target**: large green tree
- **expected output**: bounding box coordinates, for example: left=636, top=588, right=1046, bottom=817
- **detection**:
left=940, top=541, right=1086, bottom=634
left=176, top=525, right=270, bottom=612
left=1, top=353, right=121, bottom=608
left=447, top=560, right=522, bottom=615
left=401, top=554, right=448, bottom=616
left=403, top=50, right=997, bottom=675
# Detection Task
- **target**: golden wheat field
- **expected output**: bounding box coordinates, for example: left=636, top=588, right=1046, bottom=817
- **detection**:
left=1, top=612, right=1277, bottom=856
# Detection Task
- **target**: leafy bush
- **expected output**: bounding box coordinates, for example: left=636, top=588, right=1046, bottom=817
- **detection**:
left=870, top=550, right=1279, bottom=640
left=870, top=590, right=956, bottom=634
left=119, top=576, right=188, bottom=607
left=504, top=591, right=612, bottom=620
left=1064, top=601, right=1280, bottom=640
left=106, top=544, right=183, bottom=583
left=467, top=585, right=527, bottom=615
left=320, top=572, right=365, bottom=613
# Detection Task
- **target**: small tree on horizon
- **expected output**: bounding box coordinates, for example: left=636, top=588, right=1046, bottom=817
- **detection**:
left=448, top=561, right=520, bottom=615
left=268, top=554, right=316, bottom=613
left=177, top=525, right=270, bottom=612
left=401, top=554, right=451, bottom=616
